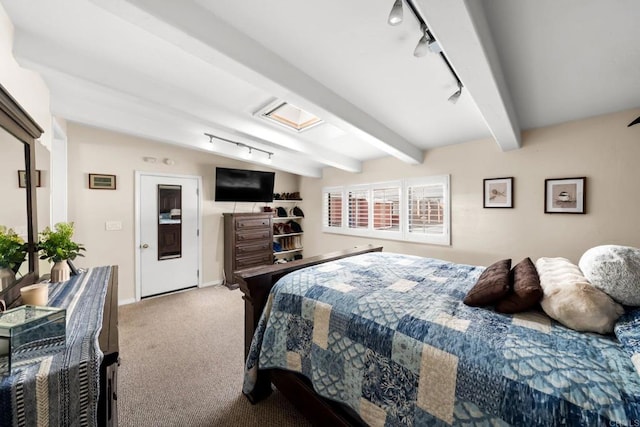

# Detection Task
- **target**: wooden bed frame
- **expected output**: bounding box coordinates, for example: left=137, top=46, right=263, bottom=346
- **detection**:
left=236, top=244, right=383, bottom=426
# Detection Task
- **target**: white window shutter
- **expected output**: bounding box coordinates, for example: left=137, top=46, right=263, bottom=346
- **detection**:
left=405, top=175, right=450, bottom=245
left=322, top=188, right=344, bottom=230
left=372, top=185, right=401, bottom=232
left=348, top=188, right=369, bottom=229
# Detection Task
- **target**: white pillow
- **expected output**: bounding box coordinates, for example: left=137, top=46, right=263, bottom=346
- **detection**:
left=579, top=245, right=640, bottom=306
left=535, top=257, right=624, bottom=334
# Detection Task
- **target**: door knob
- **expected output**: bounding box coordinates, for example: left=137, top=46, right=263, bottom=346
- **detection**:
left=141, top=243, right=149, bottom=249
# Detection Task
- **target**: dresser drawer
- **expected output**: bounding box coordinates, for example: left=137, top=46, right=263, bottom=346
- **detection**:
left=235, top=217, right=271, bottom=230
left=236, top=229, right=270, bottom=242
left=236, top=241, right=271, bottom=255
left=236, top=252, right=272, bottom=269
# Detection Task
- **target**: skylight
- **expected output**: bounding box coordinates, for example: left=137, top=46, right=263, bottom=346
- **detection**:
left=258, top=100, right=323, bottom=133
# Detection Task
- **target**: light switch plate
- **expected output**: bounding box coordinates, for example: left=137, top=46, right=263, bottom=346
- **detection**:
left=105, top=221, right=122, bottom=231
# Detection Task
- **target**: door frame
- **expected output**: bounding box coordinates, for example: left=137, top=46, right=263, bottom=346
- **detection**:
left=134, top=171, right=203, bottom=302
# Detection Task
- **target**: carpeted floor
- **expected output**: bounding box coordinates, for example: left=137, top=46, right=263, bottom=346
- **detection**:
left=117, top=285, right=311, bottom=426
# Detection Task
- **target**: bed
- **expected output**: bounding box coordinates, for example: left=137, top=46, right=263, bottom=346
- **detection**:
left=238, top=246, right=640, bottom=426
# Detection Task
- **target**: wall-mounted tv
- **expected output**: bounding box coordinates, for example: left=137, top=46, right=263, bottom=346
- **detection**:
left=215, top=167, right=275, bottom=202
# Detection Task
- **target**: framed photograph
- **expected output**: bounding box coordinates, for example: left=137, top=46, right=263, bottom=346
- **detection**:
left=483, top=177, right=513, bottom=208
left=18, top=170, right=41, bottom=188
left=545, top=177, right=586, bottom=214
left=89, top=173, right=117, bottom=190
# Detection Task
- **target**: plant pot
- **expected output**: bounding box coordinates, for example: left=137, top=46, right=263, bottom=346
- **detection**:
left=50, top=261, right=70, bottom=283
left=0, top=267, right=16, bottom=290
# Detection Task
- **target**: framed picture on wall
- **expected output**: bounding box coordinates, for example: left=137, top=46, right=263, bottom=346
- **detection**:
left=18, top=170, right=41, bottom=188
left=483, top=177, right=513, bottom=208
left=544, top=177, right=586, bottom=214
left=89, top=173, right=117, bottom=190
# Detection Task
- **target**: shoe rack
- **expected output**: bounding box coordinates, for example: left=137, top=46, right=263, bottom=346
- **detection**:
left=270, top=198, right=303, bottom=261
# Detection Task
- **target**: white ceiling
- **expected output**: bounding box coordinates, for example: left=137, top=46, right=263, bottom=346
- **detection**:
left=2, top=0, right=639, bottom=177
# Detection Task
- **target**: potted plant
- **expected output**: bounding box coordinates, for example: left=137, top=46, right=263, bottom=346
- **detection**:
left=37, top=222, right=85, bottom=282
left=0, top=226, right=28, bottom=289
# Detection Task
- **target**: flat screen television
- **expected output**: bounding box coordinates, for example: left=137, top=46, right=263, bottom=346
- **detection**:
left=215, top=167, right=275, bottom=202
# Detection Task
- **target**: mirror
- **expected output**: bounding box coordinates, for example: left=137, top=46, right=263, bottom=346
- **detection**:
left=0, top=83, right=43, bottom=307
left=0, top=127, right=29, bottom=283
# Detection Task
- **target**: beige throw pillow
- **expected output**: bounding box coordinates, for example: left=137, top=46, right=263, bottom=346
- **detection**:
left=535, top=257, right=624, bottom=334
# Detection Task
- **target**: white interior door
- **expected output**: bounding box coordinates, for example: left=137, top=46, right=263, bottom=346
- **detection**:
left=139, top=174, right=199, bottom=298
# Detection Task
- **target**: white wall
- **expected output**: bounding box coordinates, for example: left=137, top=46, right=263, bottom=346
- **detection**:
left=66, top=123, right=299, bottom=303
left=0, top=4, right=51, bottom=148
left=301, top=108, right=640, bottom=266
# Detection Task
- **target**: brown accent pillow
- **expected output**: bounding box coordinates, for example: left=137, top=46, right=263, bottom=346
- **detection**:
left=495, top=258, right=543, bottom=314
left=463, top=259, right=512, bottom=306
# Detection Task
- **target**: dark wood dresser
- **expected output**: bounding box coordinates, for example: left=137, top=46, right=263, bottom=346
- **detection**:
left=223, top=213, right=273, bottom=289
left=98, top=266, right=119, bottom=427
left=0, top=266, right=119, bottom=427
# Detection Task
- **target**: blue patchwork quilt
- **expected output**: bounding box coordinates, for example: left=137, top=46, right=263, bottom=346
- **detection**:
left=243, top=252, right=640, bottom=426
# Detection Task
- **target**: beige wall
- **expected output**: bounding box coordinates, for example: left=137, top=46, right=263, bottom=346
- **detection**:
left=301, top=108, right=640, bottom=267
left=0, top=4, right=51, bottom=148
left=66, top=123, right=299, bottom=303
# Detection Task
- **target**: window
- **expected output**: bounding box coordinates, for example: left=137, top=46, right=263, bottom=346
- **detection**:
left=348, top=187, right=369, bottom=229
left=404, top=176, right=449, bottom=245
left=372, top=186, right=400, bottom=232
left=255, top=100, right=323, bottom=133
left=322, top=175, right=449, bottom=245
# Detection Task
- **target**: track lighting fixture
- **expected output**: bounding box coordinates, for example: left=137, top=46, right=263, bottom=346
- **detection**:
left=448, top=82, right=463, bottom=104
left=387, top=0, right=403, bottom=26
left=204, top=133, right=274, bottom=162
left=413, top=26, right=431, bottom=57
left=388, top=0, right=464, bottom=104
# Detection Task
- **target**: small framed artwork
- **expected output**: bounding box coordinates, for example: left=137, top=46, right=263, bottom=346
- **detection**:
left=18, top=170, right=41, bottom=188
left=544, top=177, right=586, bottom=214
left=483, top=177, right=513, bottom=208
left=89, top=173, right=117, bottom=190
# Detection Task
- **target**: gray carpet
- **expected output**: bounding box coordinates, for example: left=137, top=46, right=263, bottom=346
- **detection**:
left=118, top=285, right=311, bottom=426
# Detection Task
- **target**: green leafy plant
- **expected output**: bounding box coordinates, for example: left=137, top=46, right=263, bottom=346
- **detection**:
left=0, top=226, right=28, bottom=271
left=37, top=222, right=86, bottom=263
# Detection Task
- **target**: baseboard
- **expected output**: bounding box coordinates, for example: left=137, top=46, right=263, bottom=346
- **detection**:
left=119, top=281, right=223, bottom=306
left=199, top=279, right=223, bottom=288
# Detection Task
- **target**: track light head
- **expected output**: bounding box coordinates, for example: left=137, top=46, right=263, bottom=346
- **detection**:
left=413, top=31, right=430, bottom=57
left=428, top=40, right=442, bottom=54
left=388, top=0, right=403, bottom=26
left=448, top=84, right=463, bottom=104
